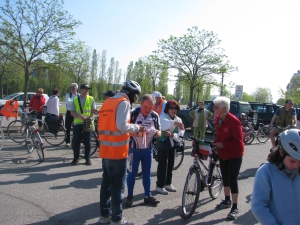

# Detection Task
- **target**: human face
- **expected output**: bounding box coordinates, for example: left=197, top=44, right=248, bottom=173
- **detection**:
left=168, top=104, right=178, bottom=117
left=155, top=97, right=162, bottom=105
left=214, top=104, right=227, bottom=117
left=283, top=154, right=300, bottom=171
left=80, top=88, right=88, bottom=97
left=140, top=99, right=154, bottom=116
left=199, top=102, right=204, bottom=108
left=70, top=86, right=77, bottom=94
left=285, top=101, right=293, bottom=109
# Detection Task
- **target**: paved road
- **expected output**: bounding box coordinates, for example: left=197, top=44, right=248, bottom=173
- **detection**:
left=0, top=131, right=267, bottom=225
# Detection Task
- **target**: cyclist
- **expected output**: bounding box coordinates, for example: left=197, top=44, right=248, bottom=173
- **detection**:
left=269, top=99, right=296, bottom=152
left=251, top=129, right=300, bottom=224
left=126, top=94, right=161, bottom=207
left=28, top=88, right=46, bottom=129
left=103, top=90, right=115, bottom=100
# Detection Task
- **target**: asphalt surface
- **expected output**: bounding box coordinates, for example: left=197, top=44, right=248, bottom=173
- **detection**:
left=0, top=130, right=267, bottom=225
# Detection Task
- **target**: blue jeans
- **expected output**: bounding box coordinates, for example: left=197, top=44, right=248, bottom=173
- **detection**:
left=100, top=158, right=127, bottom=222
left=72, top=124, right=91, bottom=160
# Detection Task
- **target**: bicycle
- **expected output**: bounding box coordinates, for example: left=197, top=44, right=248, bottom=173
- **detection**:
left=0, top=124, right=4, bottom=150
left=181, top=136, right=223, bottom=219
left=242, top=116, right=270, bottom=145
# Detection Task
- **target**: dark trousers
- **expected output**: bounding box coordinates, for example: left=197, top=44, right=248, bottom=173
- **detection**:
left=156, top=148, right=176, bottom=188
left=65, top=110, right=74, bottom=144
left=72, top=124, right=91, bottom=160
left=37, top=112, right=43, bottom=127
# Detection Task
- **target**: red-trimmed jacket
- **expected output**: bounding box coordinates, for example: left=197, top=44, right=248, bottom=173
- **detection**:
left=29, top=94, right=46, bottom=112
left=214, top=112, right=244, bottom=160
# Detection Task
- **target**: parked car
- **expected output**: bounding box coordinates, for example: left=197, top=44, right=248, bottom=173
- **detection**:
left=177, top=100, right=213, bottom=129
left=0, top=92, right=49, bottom=115
left=248, top=102, right=282, bottom=127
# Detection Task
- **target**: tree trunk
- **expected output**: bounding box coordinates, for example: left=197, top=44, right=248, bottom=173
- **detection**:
left=189, top=85, right=194, bottom=108
left=24, top=66, right=30, bottom=106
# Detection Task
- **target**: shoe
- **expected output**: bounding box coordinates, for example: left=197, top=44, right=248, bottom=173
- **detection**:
left=111, top=219, right=134, bottom=224
left=164, top=184, right=177, bottom=192
left=227, top=208, right=239, bottom=220
left=216, top=200, right=232, bottom=209
left=71, top=159, right=79, bottom=165
left=98, top=216, right=112, bottom=224
left=65, top=143, right=71, bottom=147
left=125, top=196, right=133, bottom=206
left=144, top=196, right=160, bottom=205
left=155, top=187, right=168, bottom=195
left=85, top=159, right=92, bottom=165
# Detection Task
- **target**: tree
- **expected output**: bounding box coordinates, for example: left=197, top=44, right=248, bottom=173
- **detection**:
left=90, top=49, right=99, bottom=99
left=242, top=92, right=255, bottom=102
left=0, top=0, right=81, bottom=105
left=156, top=26, right=229, bottom=107
left=145, top=55, right=167, bottom=91
left=215, top=64, right=238, bottom=96
left=252, top=87, right=272, bottom=103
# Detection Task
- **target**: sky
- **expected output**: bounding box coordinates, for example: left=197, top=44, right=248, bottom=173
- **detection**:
left=63, top=0, right=300, bottom=102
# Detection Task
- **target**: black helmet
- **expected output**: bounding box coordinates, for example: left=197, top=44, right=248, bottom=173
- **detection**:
left=122, top=80, right=141, bottom=95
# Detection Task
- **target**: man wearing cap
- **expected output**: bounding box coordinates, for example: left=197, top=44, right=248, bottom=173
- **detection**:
left=152, top=91, right=166, bottom=116
left=103, top=90, right=115, bottom=100
left=71, top=84, right=97, bottom=165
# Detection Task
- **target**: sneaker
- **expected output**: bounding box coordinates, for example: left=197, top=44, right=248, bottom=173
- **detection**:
left=125, top=196, right=133, bottom=206
left=144, top=196, right=160, bottom=205
left=227, top=208, right=239, bottom=220
left=215, top=200, right=232, bottom=209
left=164, top=184, right=177, bottom=192
left=65, top=143, right=71, bottom=147
left=111, top=219, right=134, bottom=224
left=98, top=216, right=112, bottom=224
left=85, top=159, right=92, bottom=165
left=71, top=159, right=79, bottom=165
left=155, top=187, right=168, bottom=195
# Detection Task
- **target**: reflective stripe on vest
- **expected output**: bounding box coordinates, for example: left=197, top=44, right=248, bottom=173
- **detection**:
left=98, top=97, right=130, bottom=159
left=73, top=95, right=93, bottom=125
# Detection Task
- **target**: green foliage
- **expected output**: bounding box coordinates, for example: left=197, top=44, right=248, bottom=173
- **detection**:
left=242, top=92, right=255, bottom=102
left=252, top=87, right=272, bottom=103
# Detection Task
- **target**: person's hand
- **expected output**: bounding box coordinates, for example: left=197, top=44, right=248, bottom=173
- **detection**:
left=213, top=142, right=223, bottom=148
left=155, top=130, right=161, bottom=138
left=165, top=130, right=173, bottom=137
left=92, top=109, right=98, bottom=114
left=175, top=122, right=184, bottom=130
left=81, top=115, right=87, bottom=120
left=269, top=123, right=274, bottom=128
left=139, top=126, right=146, bottom=133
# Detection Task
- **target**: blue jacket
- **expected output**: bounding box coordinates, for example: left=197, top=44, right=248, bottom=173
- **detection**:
left=251, top=162, right=300, bottom=225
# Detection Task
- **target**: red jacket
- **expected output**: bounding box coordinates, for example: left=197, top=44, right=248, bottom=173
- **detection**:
left=29, top=94, right=46, bottom=112
left=214, top=112, right=244, bottom=160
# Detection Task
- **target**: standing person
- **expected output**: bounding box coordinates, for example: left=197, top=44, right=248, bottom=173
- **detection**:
left=103, top=90, right=115, bottom=100
left=155, top=100, right=185, bottom=195
left=269, top=99, right=296, bottom=151
left=152, top=91, right=166, bottom=116
left=98, top=80, right=146, bottom=225
left=126, top=94, right=161, bottom=207
left=28, top=88, right=46, bottom=129
left=213, top=96, right=244, bottom=220
left=70, top=84, right=96, bottom=166
left=65, top=83, right=78, bottom=147
left=45, top=88, right=60, bottom=122
left=189, top=101, right=213, bottom=140
left=251, top=129, right=300, bottom=224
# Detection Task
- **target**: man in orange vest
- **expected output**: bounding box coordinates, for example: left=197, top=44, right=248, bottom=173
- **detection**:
left=98, top=80, right=146, bottom=225
left=152, top=91, right=166, bottom=116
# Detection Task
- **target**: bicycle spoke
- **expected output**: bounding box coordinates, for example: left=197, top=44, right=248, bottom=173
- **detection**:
left=208, top=165, right=223, bottom=199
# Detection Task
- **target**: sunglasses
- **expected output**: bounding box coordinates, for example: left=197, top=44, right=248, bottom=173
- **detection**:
left=288, top=102, right=293, bottom=105
left=71, top=87, right=76, bottom=89
left=169, top=107, right=178, bottom=110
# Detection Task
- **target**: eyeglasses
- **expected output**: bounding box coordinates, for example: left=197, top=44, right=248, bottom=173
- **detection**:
left=288, top=102, right=293, bottom=105
left=71, top=87, right=76, bottom=89
left=169, top=107, right=178, bottom=110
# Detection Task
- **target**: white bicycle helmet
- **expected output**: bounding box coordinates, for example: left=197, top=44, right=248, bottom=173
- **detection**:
left=279, top=129, right=300, bottom=160
left=122, top=80, right=141, bottom=95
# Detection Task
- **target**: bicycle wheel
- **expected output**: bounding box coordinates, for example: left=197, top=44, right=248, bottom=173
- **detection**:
left=79, top=131, right=99, bottom=158
left=34, top=137, right=44, bottom=163
left=181, top=169, right=201, bottom=219
left=42, top=124, right=66, bottom=146
left=208, top=165, right=223, bottom=199
left=173, top=145, right=184, bottom=170
left=0, top=128, right=4, bottom=150
left=257, top=126, right=270, bottom=143
left=25, top=128, right=34, bottom=153
left=244, top=132, right=255, bottom=145
left=7, top=119, right=27, bottom=143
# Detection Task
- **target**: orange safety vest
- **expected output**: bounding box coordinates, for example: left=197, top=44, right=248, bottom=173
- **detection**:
left=1, top=100, right=18, bottom=119
left=98, top=97, right=130, bottom=159
left=153, top=100, right=165, bottom=116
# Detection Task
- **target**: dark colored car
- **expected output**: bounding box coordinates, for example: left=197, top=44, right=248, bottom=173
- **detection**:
left=177, top=100, right=213, bottom=129
left=248, top=102, right=282, bottom=126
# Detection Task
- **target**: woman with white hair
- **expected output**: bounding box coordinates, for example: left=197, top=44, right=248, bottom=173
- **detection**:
left=65, top=83, right=78, bottom=147
left=213, top=96, right=244, bottom=220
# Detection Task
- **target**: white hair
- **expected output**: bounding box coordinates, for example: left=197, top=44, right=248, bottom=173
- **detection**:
left=213, top=96, right=230, bottom=112
left=71, top=83, right=78, bottom=88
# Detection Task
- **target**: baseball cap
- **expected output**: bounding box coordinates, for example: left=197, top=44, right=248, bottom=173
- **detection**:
left=103, top=90, right=115, bottom=97
left=152, top=91, right=162, bottom=98
left=80, top=84, right=91, bottom=90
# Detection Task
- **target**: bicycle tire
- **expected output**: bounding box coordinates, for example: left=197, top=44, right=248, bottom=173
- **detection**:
left=25, top=127, right=34, bottom=153
left=7, top=119, right=27, bottom=144
left=0, top=128, right=4, bottom=150
left=181, top=169, right=201, bottom=219
left=34, top=137, right=44, bottom=163
left=244, top=132, right=255, bottom=145
left=208, top=165, right=223, bottom=199
left=42, top=124, right=66, bottom=146
left=173, top=146, right=184, bottom=170
left=79, top=131, right=99, bottom=158
left=257, top=127, right=270, bottom=143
